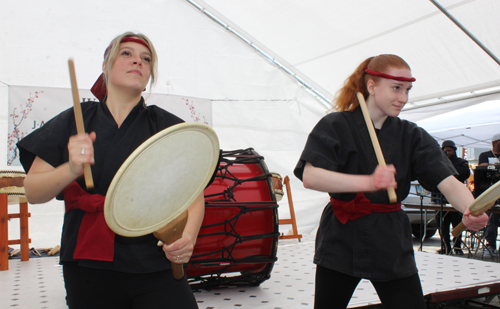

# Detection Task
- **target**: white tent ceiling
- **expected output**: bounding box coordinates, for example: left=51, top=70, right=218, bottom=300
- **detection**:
left=2, top=1, right=499, bottom=103
left=1, top=0, right=500, bottom=244
left=202, top=0, right=500, bottom=103
left=415, top=99, right=500, bottom=148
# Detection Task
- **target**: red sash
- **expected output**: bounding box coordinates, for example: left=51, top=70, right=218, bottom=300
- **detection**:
left=331, top=193, right=401, bottom=224
left=64, top=181, right=115, bottom=261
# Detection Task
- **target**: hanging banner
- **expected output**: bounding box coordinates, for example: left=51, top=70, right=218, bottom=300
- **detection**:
left=7, top=85, right=211, bottom=166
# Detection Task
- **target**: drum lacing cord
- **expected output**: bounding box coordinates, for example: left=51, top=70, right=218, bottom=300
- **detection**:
left=221, top=148, right=253, bottom=156
left=221, top=147, right=258, bottom=157
left=221, top=148, right=264, bottom=166
left=205, top=164, right=275, bottom=202
left=190, top=203, right=279, bottom=264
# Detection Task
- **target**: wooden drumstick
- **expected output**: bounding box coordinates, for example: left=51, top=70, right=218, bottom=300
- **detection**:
left=451, top=202, right=495, bottom=238
left=356, top=92, right=397, bottom=203
left=48, top=245, right=61, bottom=256
left=68, top=59, right=94, bottom=190
left=153, top=210, right=189, bottom=280
left=451, top=180, right=500, bottom=237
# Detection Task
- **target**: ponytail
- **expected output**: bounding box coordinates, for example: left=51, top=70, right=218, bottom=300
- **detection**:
left=330, top=55, right=412, bottom=112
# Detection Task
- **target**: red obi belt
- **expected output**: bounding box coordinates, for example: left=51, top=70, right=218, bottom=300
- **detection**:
left=331, top=193, right=401, bottom=224
left=64, top=182, right=115, bottom=261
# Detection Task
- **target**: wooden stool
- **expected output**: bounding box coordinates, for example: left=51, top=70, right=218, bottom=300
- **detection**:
left=278, top=176, right=302, bottom=241
left=0, top=171, right=30, bottom=271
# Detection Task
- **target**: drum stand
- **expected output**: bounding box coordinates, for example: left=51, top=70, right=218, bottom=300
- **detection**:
left=0, top=172, right=31, bottom=271
left=279, top=176, right=302, bottom=241
left=0, top=194, right=31, bottom=271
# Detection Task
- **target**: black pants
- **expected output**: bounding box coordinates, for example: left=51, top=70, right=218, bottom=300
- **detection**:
left=439, top=211, right=463, bottom=251
left=315, top=265, right=425, bottom=309
left=63, top=263, right=198, bottom=309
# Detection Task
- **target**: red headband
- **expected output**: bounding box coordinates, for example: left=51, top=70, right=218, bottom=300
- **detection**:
left=365, top=68, right=416, bottom=82
left=91, top=37, right=151, bottom=101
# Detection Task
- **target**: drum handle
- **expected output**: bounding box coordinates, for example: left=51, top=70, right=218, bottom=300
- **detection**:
left=153, top=210, right=189, bottom=279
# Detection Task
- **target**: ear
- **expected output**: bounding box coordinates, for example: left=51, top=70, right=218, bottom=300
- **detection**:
left=102, top=62, right=107, bottom=79
left=367, top=79, right=376, bottom=96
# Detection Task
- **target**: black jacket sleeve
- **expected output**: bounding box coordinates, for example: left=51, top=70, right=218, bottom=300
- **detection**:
left=452, top=157, right=470, bottom=183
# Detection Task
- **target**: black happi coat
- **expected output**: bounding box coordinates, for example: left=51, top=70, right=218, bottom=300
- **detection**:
left=294, top=107, right=456, bottom=281
left=17, top=98, right=184, bottom=273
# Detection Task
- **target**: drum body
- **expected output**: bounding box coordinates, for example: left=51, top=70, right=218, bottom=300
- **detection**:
left=185, top=148, right=279, bottom=288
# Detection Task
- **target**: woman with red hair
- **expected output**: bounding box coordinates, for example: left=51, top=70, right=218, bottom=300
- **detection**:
left=294, top=54, right=488, bottom=308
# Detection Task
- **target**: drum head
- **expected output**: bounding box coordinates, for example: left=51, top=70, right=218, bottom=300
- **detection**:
left=470, top=180, right=500, bottom=214
left=104, top=122, right=219, bottom=237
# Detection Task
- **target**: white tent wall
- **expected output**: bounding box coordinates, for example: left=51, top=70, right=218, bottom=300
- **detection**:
left=0, top=84, right=8, bottom=159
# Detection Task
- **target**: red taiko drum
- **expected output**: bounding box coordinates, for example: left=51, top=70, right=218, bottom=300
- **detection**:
left=185, top=148, right=280, bottom=288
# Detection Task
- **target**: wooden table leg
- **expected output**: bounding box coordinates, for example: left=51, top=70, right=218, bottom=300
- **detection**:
left=0, top=193, right=9, bottom=270
left=20, top=202, right=29, bottom=261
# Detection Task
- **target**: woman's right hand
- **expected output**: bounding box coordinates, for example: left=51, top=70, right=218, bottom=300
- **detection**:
left=370, top=164, right=397, bottom=192
left=68, top=132, right=96, bottom=177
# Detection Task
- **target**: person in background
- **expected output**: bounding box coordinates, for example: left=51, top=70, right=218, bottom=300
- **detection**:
left=17, top=32, right=203, bottom=308
left=435, top=140, right=470, bottom=255
left=478, top=133, right=500, bottom=257
left=294, top=54, right=488, bottom=309
left=478, top=133, right=500, bottom=166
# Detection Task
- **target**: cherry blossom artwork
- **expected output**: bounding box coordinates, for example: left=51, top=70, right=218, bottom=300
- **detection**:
left=7, top=91, right=44, bottom=166
left=184, top=98, right=208, bottom=125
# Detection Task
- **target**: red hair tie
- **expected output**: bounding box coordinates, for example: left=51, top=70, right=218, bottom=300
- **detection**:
left=91, top=37, right=151, bottom=101
left=364, top=68, right=416, bottom=82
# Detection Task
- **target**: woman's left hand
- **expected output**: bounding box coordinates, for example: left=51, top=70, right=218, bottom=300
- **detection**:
left=157, top=234, right=196, bottom=264
left=462, top=208, right=489, bottom=232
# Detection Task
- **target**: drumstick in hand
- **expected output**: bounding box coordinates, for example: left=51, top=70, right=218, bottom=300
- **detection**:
left=451, top=202, right=495, bottom=238
left=68, top=59, right=94, bottom=190
left=356, top=92, right=397, bottom=203
left=451, top=180, right=500, bottom=237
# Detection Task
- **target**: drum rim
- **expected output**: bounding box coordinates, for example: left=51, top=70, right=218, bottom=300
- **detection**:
left=0, top=170, right=26, bottom=177
left=104, top=122, right=219, bottom=237
left=470, top=179, right=500, bottom=213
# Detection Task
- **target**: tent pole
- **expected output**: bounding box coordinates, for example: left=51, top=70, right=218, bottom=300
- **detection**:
left=404, top=88, right=500, bottom=111
left=185, top=0, right=333, bottom=110
left=429, top=0, right=500, bottom=66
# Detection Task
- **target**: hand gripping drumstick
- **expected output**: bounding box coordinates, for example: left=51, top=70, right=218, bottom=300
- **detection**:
left=451, top=180, right=500, bottom=237
left=153, top=210, right=188, bottom=279
left=68, top=59, right=94, bottom=190
left=356, top=92, right=397, bottom=203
